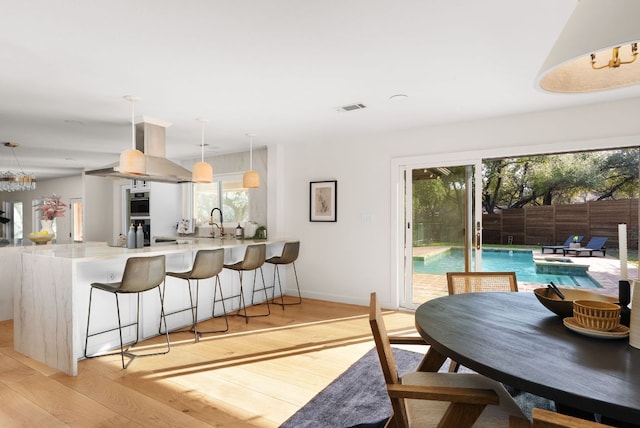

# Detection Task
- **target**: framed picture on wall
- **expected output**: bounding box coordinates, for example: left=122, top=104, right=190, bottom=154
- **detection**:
left=310, top=180, right=337, bottom=222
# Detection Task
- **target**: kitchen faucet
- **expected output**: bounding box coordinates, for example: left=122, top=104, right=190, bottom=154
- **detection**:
left=209, top=207, right=224, bottom=238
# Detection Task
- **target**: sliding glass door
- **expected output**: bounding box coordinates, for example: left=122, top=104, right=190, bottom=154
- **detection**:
left=402, top=162, right=482, bottom=308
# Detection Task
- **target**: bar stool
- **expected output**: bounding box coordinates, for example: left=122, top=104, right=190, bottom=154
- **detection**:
left=223, top=243, right=269, bottom=322
left=161, top=248, right=227, bottom=342
left=84, top=255, right=169, bottom=369
left=265, top=241, right=301, bottom=307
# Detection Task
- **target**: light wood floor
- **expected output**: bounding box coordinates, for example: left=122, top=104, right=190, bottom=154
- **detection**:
left=0, top=298, right=417, bottom=427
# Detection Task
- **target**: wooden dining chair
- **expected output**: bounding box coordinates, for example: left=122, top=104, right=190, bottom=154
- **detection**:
left=368, top=292, right=528, bottom=427
left=446, top=271, right=518, bottom=372
left=446, top=271, right=518, bottom=295
left=529, top=408, right=614, bottom=428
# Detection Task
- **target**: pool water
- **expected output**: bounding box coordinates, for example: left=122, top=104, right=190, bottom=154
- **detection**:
left=413, top=248, right=600, bottom=288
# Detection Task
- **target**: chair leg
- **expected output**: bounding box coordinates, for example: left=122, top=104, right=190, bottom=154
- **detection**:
left=271, top=265, right=285, bottom=309
left=121, top=287, right=171, bottom=369
left=84, top=287, right=95, bottom=359
left=115, top=293, right=128, bottom=369
left=271, top=262, right=302, bottom=307
left=237, top=271, right=248, bottom=322
left=250, top=267, right=270, bottom=315
left=197, top=275, right=229, bottom=336
left=237, top=268, right=270, bottom=320
left=158, top=278, right=199, bottom=341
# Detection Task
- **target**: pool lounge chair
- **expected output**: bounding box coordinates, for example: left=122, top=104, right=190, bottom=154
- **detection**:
left=541, top=235, right=583, bottom=254
left=563, top=237, right=608, bottom=257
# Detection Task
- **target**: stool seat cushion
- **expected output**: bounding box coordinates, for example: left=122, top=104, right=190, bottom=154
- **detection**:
left=166, top=271, right=192, bottom=280
left=223, top=261, right=245, bottom=271
left=90, top=281, right=121, bottom=293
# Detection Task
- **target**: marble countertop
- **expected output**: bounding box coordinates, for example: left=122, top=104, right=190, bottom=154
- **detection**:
left=16, top=238, right=277, bottom=261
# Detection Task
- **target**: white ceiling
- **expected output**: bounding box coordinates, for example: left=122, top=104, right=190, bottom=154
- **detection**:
left=2, top=0, right=640, bottom=180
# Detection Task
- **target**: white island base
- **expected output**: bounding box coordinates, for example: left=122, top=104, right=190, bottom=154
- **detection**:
left=14, top=240, right=284, bottom=375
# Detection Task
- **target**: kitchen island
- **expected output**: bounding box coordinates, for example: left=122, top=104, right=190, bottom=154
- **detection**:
left=12, top=239, right=285, bottom=376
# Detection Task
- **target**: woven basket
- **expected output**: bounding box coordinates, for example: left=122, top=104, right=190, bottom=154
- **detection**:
left=573, top=300, right=620, bottom=331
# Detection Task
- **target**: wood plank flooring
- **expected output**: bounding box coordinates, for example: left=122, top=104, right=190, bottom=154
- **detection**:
left=0, top=298, right=417, bottom=427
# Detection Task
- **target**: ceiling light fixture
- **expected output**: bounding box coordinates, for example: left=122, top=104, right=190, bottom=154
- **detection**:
left=242, top=133, right=260, bottom=188
left=192, top=118, right=213, bottom=183
left=1, top=142, right=36, bottom=192
left=389, top=94, right=408, bottom=102
left=536, top=0, right=640, bottom=93
left=118, top=95, right=146, bottom=175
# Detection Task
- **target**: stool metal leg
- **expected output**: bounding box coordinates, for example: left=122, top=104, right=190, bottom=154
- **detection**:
left=271, top=262, right=302, bottom=307
left=235, top=267, right=270, bottom=321
left=196, top=275, right=229, bottom=336
left=85, top=285, right=170, bottom=369
left=159, top=278, right=198, bottom=338
left=249, top=267, right=271, bottom=314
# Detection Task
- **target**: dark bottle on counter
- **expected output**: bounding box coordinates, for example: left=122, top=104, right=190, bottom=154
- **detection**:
left=136, top=224, right=144, bottom=248
left=127, top=223, right=135, bottom=249
left=235, top=223, right=244, bottom=239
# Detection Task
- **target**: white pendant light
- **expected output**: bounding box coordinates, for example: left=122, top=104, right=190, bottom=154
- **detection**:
left=536, top=0, right=640, bottom=93
left=242, top=133, right=260, bottom=188
left=192, top=118, right=213, bottom=183
left=118, top=96, right=146, bottom=175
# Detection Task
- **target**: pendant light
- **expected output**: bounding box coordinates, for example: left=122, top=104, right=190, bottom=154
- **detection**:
left=536, top=0, right=640, bottom=93
left=242, top=133, right=260, bottom=188
left=1, top=142, right=36, bottom=192
left=118, top=95, right=146, bottom=175
left=192, top=118, right=213, bottom=183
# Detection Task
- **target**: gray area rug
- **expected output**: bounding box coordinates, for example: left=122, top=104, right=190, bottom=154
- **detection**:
left=280, top=347, right=554, bottom=428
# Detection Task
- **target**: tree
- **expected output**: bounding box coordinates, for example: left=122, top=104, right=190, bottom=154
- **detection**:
left=482, top=149, right=638, bottom=212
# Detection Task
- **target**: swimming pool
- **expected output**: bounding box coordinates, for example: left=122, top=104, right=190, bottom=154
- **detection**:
left=413, top=248, right=600, bottom=288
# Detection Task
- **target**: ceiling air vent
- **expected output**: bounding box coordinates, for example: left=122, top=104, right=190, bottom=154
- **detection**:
left=338, top=103, right=367, bottom=112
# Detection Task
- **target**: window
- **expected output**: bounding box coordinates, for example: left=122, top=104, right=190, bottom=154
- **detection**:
left=193, top=174, right=250, bottom=227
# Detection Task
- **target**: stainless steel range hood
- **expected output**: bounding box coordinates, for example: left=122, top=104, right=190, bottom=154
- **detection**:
left=85, top=117, right=192, bottom=183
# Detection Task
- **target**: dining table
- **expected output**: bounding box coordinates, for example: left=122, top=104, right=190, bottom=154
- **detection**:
left=414, top=292, right=640, bottom=426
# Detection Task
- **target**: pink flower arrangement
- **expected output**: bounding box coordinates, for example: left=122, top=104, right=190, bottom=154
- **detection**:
left=35, top=194, right=67, bottom=220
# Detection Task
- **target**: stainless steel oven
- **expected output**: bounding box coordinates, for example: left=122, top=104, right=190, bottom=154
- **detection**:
left=129, top=192, right=150, bottom=217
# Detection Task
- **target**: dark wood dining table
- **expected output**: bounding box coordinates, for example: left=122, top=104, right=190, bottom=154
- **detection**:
left=414, top=292, right=640, bottom=426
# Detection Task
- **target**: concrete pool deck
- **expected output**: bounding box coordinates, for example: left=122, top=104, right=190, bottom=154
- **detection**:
left=412, top=246, right=636, bottom=303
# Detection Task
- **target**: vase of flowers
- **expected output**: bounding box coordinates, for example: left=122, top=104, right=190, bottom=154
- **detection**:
left=34, top=194, right=67, bottom=236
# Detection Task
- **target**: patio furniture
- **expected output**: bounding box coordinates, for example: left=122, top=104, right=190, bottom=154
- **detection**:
left=541, top=235, right=583, bottom=254
left=368, top=292, right=528, bottom=428
left=562, top=237, right=608, bottom=257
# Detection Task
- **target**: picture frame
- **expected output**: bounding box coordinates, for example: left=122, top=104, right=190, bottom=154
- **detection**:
left=310, top=180, right=337, bottom=222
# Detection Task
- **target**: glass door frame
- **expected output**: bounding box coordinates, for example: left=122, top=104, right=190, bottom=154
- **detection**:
left=391, top=155, right=483, bottom=310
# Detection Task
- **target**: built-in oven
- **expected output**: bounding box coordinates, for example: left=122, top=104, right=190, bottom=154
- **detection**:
left=128, top=191, right=151, bottom=246
left=129, top=192, right=150, bottom=217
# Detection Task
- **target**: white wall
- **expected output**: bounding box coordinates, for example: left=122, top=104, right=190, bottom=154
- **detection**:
left=271, top=98, right=640, bottom=309
left=0, top=175, right=83, bottom=243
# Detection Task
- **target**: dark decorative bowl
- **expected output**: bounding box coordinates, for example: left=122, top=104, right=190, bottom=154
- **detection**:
left=533, top=287, right=618, bottom=318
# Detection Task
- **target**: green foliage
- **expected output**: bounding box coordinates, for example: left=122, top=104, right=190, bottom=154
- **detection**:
left=483, top=149, right=638, bottom=212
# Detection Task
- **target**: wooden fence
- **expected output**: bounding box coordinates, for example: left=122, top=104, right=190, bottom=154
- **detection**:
left=482, top=199, right=639, bottom=249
